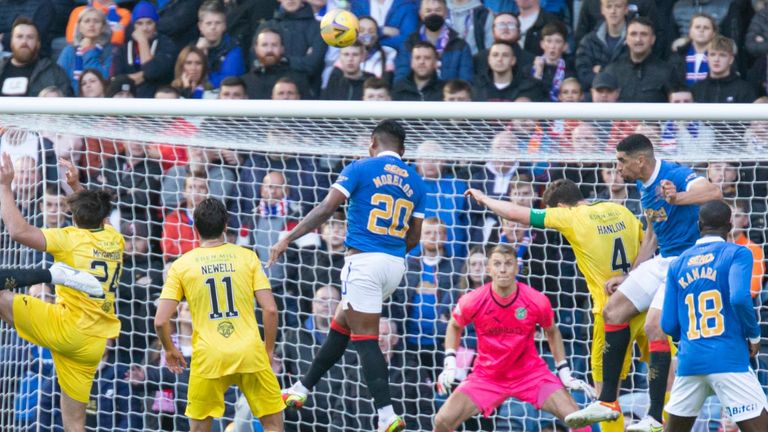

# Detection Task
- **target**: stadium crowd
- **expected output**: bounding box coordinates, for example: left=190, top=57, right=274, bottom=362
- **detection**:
left=1, top=0, right=768, bottom=431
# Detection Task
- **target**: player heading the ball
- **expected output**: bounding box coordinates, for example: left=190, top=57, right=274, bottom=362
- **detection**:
left=271, top=119, right=427, bottom=432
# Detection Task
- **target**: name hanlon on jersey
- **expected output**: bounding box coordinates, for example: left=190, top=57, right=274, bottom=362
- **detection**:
left=201, top=263, right=236, bottom=274
left=596, top=220, right=627, bottom=235
left=678, top=266, right=718, bottom=289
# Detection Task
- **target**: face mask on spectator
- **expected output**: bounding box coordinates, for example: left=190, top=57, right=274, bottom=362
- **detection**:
left=358, top=33, right=374, bottom=47
left=423, top=14, right=445, bottom=32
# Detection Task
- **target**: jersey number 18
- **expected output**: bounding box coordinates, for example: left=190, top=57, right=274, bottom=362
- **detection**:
left=685, top=290, right=725, bottom=340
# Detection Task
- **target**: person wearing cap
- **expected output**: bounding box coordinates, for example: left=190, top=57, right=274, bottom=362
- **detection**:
left=113, top=1, right=177, bottom=98
left=590, top=71, right=620, bottom=102
left=603, top=16, right=678, bottom=102
left=105, top=74, right=136, bottom=98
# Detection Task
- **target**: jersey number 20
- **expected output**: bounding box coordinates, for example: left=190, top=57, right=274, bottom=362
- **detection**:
left=685, top=290, right=725, bottom=340
left=367, top=193, right=414, bottom=239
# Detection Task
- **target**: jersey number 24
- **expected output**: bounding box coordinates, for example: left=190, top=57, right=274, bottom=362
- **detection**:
left=367, top=193, right=414, bottom=239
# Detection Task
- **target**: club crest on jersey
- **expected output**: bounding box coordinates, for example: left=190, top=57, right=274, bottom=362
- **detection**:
left=218, top=321, right=235, bottom=338
left=101, top=300, right=113, bottom=313
left=515, top=307, right=527, bottom=320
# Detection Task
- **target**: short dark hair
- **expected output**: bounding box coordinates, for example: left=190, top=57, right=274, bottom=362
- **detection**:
left=155, top=85, right=181, bottom=97
left=667, top=85, right=692, bottom=96
left=11, top=17, right=38, bottom=37
left=616, top=133, right=654, bottom=156
left=363, top=77, right=390, bottom=92
left=699, top=200, right=732, bottom=233
left=412, top=41, right=438, bottom=56
left=490, top=243, right=517, bottom=258
left=542, top=179, right=584, bottom=207
left=220, top=76, right=246, bottom=89
left=490, top=40, right=515, bottom=53
left=274, top=76, right=298, bottom=87
left=628, top=16, right=655, bottom=33
left=372, top=120, right=406, bottom=152
left=193, top=198, right=228, bottom=239
left=443, top=79, right=472, bottom=95
left=541, top=21, right=567, bottom=39
left=67, top=189, right=113, bottom=229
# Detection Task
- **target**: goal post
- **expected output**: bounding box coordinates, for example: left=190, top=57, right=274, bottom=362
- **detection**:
left=0, top=99, right=766, bottom=431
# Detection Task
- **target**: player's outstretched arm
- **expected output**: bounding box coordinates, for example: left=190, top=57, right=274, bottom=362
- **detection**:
left=267, top=188, right=346, bottom=267
left=729, top=248, right=762, bottom=356
left=544, top=324, right=597, bottom=399
left=255, top=289, right=279, bottom=360
left=464, top=188, right=531, bottom=225
left=437, top=317, right=464, bottom=395
left=660, top=178, right=722, bottom=206
left=154, top=299, right=188, bottom=374
left=0, top=153, right=46, bottom=251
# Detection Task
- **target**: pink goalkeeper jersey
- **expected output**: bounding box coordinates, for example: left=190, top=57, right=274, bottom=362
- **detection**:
left=453, top=282, right=554, bottom=381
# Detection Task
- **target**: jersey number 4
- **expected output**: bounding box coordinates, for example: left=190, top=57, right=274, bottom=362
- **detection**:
left=367, top=193, right=414, bottom=239
left=685, top=290, right=725, bottom=340
left=206, top=276, right=239, bottom=320
left=611, top=238, right=632, bottom=274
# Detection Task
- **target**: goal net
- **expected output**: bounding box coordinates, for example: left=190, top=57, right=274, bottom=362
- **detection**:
left=0, top=99, right=766, bottom=432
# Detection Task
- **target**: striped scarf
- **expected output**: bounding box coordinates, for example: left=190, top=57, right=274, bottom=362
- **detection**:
left=685, top=45, right=708, bottom=86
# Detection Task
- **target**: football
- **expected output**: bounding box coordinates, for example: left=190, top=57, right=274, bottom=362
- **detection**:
left=320, top=9, right=359, bottom=48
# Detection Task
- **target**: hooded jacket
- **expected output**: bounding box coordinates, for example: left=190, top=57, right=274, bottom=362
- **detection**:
left=350, top=0, right=419, bottom=51
left=575, top=21, right=627, bottom=90
left=261, top=3, right=328, bottom=78
left=691, top=73, right=758, bottom=103
left=446, top=0, right=493, bottom=55
left=395, top=27, right=473, bottom=83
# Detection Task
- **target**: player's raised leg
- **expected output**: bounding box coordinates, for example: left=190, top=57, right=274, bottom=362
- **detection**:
left=433, top=390, right=481, bottom=432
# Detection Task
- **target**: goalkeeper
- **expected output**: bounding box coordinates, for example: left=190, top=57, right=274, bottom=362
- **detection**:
left=433, top=244, right=607, bottom=431
left=465, top=178, right=649, bottom=431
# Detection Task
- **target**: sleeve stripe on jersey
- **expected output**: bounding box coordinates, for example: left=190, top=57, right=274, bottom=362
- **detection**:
left=413, top=212, right=425, bottom=219
left=331, top=183, right=350, bottom=198
left=685, top=176, right=706, bottom=191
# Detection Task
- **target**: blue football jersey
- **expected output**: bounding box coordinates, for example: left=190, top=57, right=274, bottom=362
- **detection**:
left=637, top=160, right=702, bottom=257
left=662, top=237, right=761, bottom=376
left=332, top=151, right=426, bottom=257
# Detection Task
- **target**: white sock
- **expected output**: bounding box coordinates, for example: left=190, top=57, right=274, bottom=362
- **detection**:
left=290, top=381, right=309, bottom=395
left=377, top=405, right=395, bottom=424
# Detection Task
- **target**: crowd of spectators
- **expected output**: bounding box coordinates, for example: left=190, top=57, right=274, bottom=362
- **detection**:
left=1, top=0, right=768, bottom=431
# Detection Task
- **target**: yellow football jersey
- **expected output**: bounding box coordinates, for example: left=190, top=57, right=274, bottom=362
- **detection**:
left=42, top=224, right=124, bottom=338
left=530, top=202, right=643, bottom=314
left=160, top=243, right=272, bottom=379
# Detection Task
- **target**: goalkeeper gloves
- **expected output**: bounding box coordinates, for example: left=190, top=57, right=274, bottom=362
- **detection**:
left=556, top=360, right=597, bottom=400
left=436, top=349, right=457, bottom=396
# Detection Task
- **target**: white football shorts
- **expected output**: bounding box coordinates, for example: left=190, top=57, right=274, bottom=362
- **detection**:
left=339, top=252, right=405, bottom=314
left=666, top=371, right=768, bottom=422
left=618, top=255, right=677, bottom=312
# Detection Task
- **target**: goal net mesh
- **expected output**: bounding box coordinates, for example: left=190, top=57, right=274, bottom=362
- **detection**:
left=0, top=107, right=766, bottom=432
